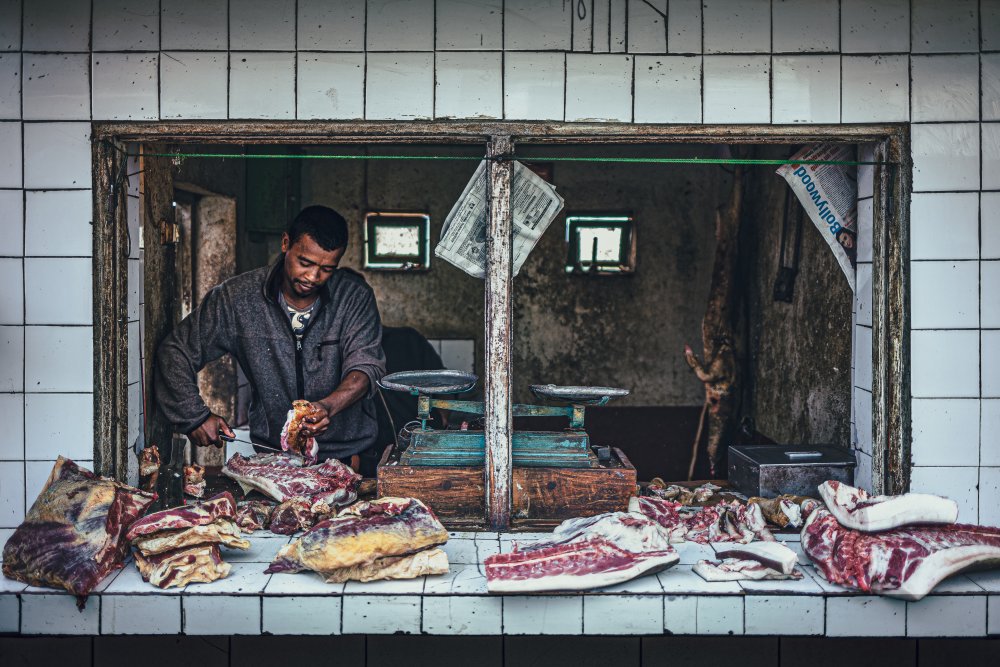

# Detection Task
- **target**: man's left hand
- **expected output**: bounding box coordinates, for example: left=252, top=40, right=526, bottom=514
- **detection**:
left=300, top=401, right=332, bottom=438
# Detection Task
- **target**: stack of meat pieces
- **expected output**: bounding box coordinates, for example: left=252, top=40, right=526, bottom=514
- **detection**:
left=222, top=452, right=362, bottom=534
left=484, top=512, right=679, bottom=593
left=266, top=497, right=450, bottom=583
left=125, top=492, right=249, bottom=588
left=630, top=496, right=776, bottom=544
left=802, top=480, right=1000, bottom=600
left=280, top=400, right=323, bottom=464
left=2, top=458, right=155, bottom=606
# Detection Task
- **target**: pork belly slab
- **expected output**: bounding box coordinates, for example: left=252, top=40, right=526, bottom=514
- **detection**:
left=135, top=544, right=231, bottom=589
left=126, top=492, right=238, bottom=541
left=222, top=453, right=360, bottom=505
left=131, top=519, right=250, bottom=556
left=818, top=480, right=959, bottom=532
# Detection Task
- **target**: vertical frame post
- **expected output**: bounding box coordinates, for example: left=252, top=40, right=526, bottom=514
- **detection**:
left=484, top=135, right=514, bottom=530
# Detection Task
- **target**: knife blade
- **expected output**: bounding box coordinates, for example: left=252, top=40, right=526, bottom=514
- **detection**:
left=218, top=431, right=283, bottom=453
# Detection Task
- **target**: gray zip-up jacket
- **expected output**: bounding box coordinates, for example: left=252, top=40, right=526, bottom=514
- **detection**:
left=154, top=256, right=386, bottom=460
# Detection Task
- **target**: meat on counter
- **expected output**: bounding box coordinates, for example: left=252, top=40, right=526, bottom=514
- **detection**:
left=222, top=452, right=359, bottom=505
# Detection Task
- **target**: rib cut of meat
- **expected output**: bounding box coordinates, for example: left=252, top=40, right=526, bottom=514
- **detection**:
left=222, top=453, right=360, bottom=504
left=715, top=541, right=799, bottom=575
left=522, top=512, right=675, bottom=554
left=693, top=558, right=803, bottom=582
left=281, top=400, right=322, bottom=464
left=322, top=547, right=450, bottom=583
left=131, top=519, right=250, bottom=556
left=266, top=497, right=448, bottom=574
left=2, top=458, right=155, bottom=604
left=135, top=543, right=230, bottom=589
left=818, top=480, right=959, bottom=532
left=235, top=501, right=274, bottom=533
left=802, top=507, right=1000, bottom=600
left=126, top=492, right=237, bottom=541
left=629, top=497, right=775, bottom=544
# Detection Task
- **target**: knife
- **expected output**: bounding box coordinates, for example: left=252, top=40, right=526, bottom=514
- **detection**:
left=218, top=431, right=284, bottom=453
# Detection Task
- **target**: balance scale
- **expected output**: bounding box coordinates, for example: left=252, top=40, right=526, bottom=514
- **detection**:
left=378, top=370, right=629, bottom=468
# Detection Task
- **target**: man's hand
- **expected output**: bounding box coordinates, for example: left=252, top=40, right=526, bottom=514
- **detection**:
left=189, top=413, right=234, bottom=448
left=300, top=402, right=332, bottom=438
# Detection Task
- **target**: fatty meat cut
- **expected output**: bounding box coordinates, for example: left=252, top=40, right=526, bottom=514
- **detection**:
left=222, top=453, right=360, bottom=504
left=134, top=544, right=230, bottom=589
left=817, top=480, right=959, bottom=532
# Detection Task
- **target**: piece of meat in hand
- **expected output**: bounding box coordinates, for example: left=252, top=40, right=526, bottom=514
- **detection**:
left=280, top=400, right=322, bottom=464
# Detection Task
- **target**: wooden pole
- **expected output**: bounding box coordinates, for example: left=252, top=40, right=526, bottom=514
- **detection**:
left=484, top=136, right=513, bottom=531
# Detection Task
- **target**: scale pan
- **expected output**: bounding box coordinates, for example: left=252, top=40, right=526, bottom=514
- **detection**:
left=529, top=384, right=630, bottom=404
left=379, top=369, right=478, bottom=396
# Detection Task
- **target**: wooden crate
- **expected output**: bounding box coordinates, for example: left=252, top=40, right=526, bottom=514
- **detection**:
left=377, top=444, right=638, bottom=530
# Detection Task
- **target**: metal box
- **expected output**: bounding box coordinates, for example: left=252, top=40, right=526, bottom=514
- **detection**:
left=728, top=445, right=855, bottom=498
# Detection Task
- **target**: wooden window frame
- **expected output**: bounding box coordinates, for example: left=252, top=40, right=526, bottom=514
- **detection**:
left=92, top=121, right=911, bottom=530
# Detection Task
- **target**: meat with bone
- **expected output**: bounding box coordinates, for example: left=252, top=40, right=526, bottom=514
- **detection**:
left=138, top=445, right=160, bottom=494
left=126, top=492, right=238, bottom=541
left=234, top=500, right=275, bottom=532
left=134, top=544, right=230, bottom=589
left=280, top=400, right=322, bottom=464
left=629, top=497, right=775, bottom=544
left=520, top=512, right=674, bottom=554
left=2, top=458, right=155, bottom=604
left=222, top=453, right=360, bottom=504
left=802, top=506, right=1000, bottom=600
left=694, top=558, right=803, bottom=582
left=131, top=519, right=250, bottom=555
left=266, top=497, right=448, bottom=576
left=184, top=464, right=206, bottom=498
left=268, top=497, right=337, bottom=535
left=818, top=480, right=959, bottom=532
left=748, top=496, right=815, bottom=529
left=322, top=548, right=450, bottom=583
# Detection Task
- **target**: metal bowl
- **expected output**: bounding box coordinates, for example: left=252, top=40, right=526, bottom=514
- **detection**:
left=379, top=369, right=478, bottom=396
left=529, top=384, right=630, bottom=405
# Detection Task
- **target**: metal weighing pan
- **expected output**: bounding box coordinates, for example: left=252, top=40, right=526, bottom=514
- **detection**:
left=379, top=369, right=479, bottom=396
left=529, top=384, right=630, bottom=405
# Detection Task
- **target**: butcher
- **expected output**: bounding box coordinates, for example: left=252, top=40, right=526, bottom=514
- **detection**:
left=155, top=205, right=386, bottom=472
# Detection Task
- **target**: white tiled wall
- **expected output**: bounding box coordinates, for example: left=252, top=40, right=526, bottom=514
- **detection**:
left=0, top=0, right=995, bottom=527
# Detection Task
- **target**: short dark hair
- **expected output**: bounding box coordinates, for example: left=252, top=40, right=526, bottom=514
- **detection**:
left=287, top=205, right=349, bottom=251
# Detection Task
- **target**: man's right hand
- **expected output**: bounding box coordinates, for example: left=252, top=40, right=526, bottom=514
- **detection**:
left=189, top=413, right=234, bottom=448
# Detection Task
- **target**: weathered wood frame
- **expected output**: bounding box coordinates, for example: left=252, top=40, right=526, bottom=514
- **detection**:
left=92, top=121, right=910, bottom=524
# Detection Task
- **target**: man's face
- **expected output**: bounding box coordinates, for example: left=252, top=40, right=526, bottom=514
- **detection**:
left=281, top=232, right=345, bottom=298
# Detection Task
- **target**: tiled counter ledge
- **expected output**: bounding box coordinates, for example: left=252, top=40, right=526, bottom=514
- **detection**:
left=2, top=531, right=998, bottom=638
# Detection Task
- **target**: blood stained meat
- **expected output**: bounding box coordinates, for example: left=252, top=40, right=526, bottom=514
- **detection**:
left=222, top=452, right=359, bottom=504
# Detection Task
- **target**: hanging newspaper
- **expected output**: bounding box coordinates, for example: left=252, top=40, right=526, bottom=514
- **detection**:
left=436, top=159, right=564, bottom=279
left=776, top=144, right=858, bottom=292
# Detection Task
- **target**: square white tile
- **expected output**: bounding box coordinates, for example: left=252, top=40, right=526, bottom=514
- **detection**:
left=744, top=595, right=823, bottom=635
left=504, top=0, right=571, bottom=51
left=264, top=572, right=344, bottom=595
left=504, top=52, right=564, bottom=121
left=840, top=0, right=909, bottom=53
left=24, top=258, right=92, bottom=325
left=674, top=542, right=718, bottom=565
left=739, top=572, right=824, bottom=596
left=841, top=56, right=909, bottom=123
left=21, top=54, right=89, bottom=120
left=0, top=190, right=23, bottom=255
left=854, top=387, right=873, bottom=457
left=183, top=595, right=261, bottom=634
left=564, top=54, right=632, bottom=123
left=627, top=0, right=666, bottom=54
left=910, top=261, right=979, bottom=329
left=161, top=0, right=228, bottom=50
left=984, top=54, right=1000, bottom=121
left=659, top=566, right=742, bottom=594
left=911, top=399, right=981, bottom=468
left=0, top=325, right=24, bottom=392
left=92, top=0, right=158, bottom=50
left=160, top=52, right=228, bottom=120
left=986, top=193, right=1000, bottom=260
left=423, top=564, right=487, bottom=595
left=911, top=55, right=979, bottom=123
left=911, top=0, right=979, bottom=54
left=772, top=0, right=838, bottom=52
left=0, top=121, right=22, bottom=187
left=21, top=593, right=100, bottom=634
left=910, top=466, right=980, bottom=524
left=366, top=53, right=434, bottom=121
left=229, top=0, right=295, bottom=50
left=0, top=594, right=17, bottom=633
left=22, top=0, right=91, bottom=51
left=440, top=539, right=481, bottom=565
left=907, top=595, right=987, bottom=637
left=0, top=393, right=24, bottom=460
left=855, top=262, right=872, bottom=327
left=982, top=401, right=1000, bottom=466
left=0, top=0, right=19, bottom=51
left=263, top=595, right=342, bottom=635
left=911, top=123, right=980, bottom=192
left=583, top=594, right=663, bottom=635
left=367, top=0, right=434, bottom=51
left=703, top=0, right=770, bottom=53
left=423, top=595, right=502, bottom=634
left=297, top=53, right=365, bottom=120
left=696, top=595, right=743, bottom=635
left=0, top=462, right=25, bottom=527
left=502, top=595, right=582, bottom=634
left=102, top=594, right=181, bottom=634
left=225, top=536, right=289, bottom=564
left=984, top=331, right=1000, bottom=398
left=772, top=55, right=840, bottom=124
left=436, top=339, right=475, bottom=374
left=297, top=0, right=365, bottom=51
left=436, top=0, right=502, bottom=50
left=229, top=52, right=295, bottom=120
left=990, top=596, right=1000, bottom=635
left=24, top=190, right=92, bottom=257
left=24, top=393, right=93, bottom=461
left=607, top=0, right=627, bottom=53
left=182, top=562, right=271, bottom=595
left=634, top=56, right=701, bottom=124
left=0, top=258, right=21, bottom=325
left=435, top=52, right=502, bottom=120
left=572, top=0, right=592, bottom=51
left=25, top=325, right=93, bottom=392
left=0, top=53, right=19, bottom=119
left=983, top=123, right=1000, bottom=191
left=910, top=193, right=979, bottom=260
left=342, top=573, right=424, bottom=596
left=662, top=594, right=697, bottom=634
left=911, top=331, right=980, bottom=398
left=854, top=325, right=872, bottom=392
left=703, top=56, right=770, bottom=124
left=983, top=262, right=1000, bottom=328
left=24, top=459, right=61, bottom=507
left=91, top=53, right=159, bottom=121
left=826, top=596, right=905, bottom=636
left=342, top=594, right=421, bottom=634
left=23, top=122, right=90, bottom=189
left=668, top=0, right=701, bottom=53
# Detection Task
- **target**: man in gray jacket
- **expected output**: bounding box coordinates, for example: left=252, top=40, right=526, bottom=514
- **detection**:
left=155, top=205, right=386, bottom=469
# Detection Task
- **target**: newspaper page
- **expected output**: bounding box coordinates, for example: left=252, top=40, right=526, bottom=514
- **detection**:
left=436, top=160, right=565, bottom=279
left=776, top=144, right=859, bottom=292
